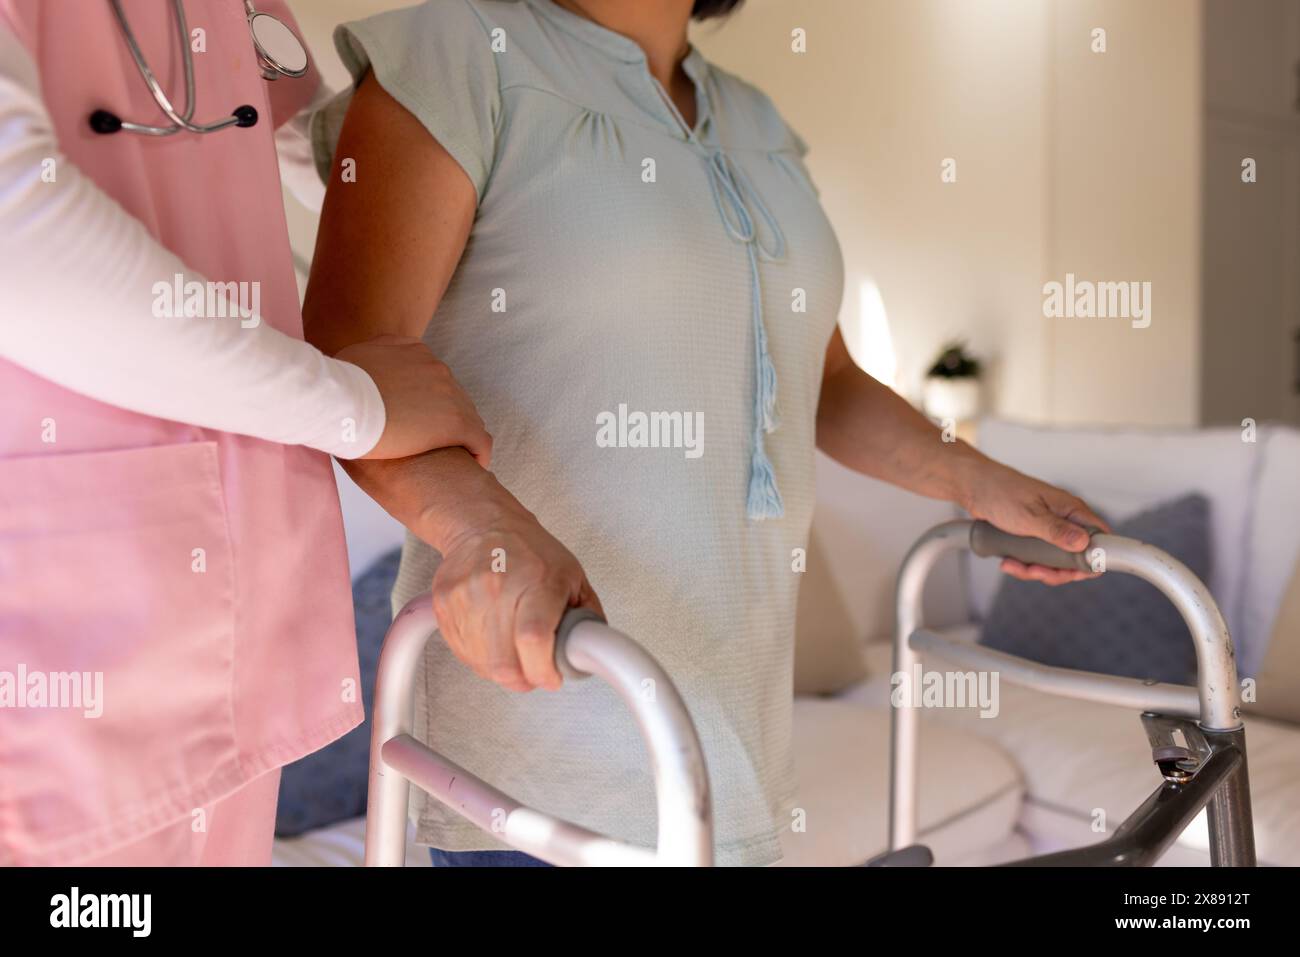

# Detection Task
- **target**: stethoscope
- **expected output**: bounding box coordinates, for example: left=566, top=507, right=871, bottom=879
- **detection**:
left=89, top=0, right=309, bottom=136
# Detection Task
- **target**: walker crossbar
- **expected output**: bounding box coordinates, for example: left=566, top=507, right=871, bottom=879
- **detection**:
left=888, top=520, right=1256, bottom=867
left=365, top=597, right=714, bottom=867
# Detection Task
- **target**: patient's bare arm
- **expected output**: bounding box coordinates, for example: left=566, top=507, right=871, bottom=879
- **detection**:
left=304, top=72, right=602, bottom=692
left=815, top=328, right=1109, bottom=585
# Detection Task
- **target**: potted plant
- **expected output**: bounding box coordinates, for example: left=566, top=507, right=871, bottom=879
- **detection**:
left=922, top=341, right=982, bottom=422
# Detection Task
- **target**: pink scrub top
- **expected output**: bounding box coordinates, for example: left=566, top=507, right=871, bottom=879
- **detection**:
left=0, top=0, right=363, bottom=865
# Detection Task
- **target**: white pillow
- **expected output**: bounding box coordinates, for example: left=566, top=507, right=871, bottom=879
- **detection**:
left=1244, top=426, right=1300, bottom=676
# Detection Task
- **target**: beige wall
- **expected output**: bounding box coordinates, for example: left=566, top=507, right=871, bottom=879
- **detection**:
left=1043, top=0, right=1202, bottom=426
left=290, top=0, right=375, bottom=87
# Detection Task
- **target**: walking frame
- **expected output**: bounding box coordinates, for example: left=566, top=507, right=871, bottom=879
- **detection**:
left=364, top=604, right=713, bottom=866
left=883, top=520, right=1256, bottom=867
left=364, top=519, right=1255, bottom=867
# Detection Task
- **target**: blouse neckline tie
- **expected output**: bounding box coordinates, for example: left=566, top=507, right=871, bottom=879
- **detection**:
left=649, top=66, right=790, bottom=520
left=702, top=147, right=788, bottom=520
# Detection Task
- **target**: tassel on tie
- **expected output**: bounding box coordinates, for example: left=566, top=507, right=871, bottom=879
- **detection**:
left=747, top=428, right=784, bottom=520
left=754, top=299, right=779, bottom=435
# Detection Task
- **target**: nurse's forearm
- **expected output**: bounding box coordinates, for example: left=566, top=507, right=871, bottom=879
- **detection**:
left=0, top=27, right=385, bottom=457
left=816, top=361, right=985, bottom=510
left=0, top=179, right=386, bottom=459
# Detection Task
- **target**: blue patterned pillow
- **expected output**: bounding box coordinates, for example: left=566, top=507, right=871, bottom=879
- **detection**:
left=274, top=547, right=402, bottom=837
left=979, top=494, right=1211, bottom=685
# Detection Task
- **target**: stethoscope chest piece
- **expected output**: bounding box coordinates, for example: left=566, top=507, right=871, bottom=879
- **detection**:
left=248, top=11, right=308, bottom=79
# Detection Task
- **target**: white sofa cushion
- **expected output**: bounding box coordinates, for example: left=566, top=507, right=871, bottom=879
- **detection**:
left=845, top=642, right=1300, bottom=865
left=777, top=695, right=1023, bottom=866
left=969, top=418, right=1263, bottom=665
left=1243, top=426, right=1300, bottom=676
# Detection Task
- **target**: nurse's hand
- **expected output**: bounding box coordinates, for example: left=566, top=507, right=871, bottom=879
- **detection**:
left=430, top=502, right=604, bottom=693
left=336, top=335, right=493, bottom=466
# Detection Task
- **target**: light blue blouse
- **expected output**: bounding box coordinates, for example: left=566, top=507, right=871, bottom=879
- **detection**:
left=315, top=0, right=845, bottom=865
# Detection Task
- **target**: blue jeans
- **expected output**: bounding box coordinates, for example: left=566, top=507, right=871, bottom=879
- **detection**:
left=428, top=847, right=551, bottom=867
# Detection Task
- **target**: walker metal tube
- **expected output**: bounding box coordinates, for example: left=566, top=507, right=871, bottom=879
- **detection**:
left=1091, top=534, right=1241, bottom=731
left=366, top=595, right=431, bottom=867
left=889, top=521, right=973, bottom=851
left=909, top=629, right=1202, bottom=719
left=378, top=733, right=659, bottom=866
left=1003, top=745, right=1244, bottom=867
left=365, top=596, right=713, bottom=866
left=890, top=519, right=1249, bottom=862
left=1202, top=727, right=1256, bottom=867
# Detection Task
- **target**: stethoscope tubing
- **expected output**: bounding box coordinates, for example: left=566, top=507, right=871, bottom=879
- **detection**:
left=106, top=0, right=246, bottom=135
left=91, top=0, right=305, bottom=136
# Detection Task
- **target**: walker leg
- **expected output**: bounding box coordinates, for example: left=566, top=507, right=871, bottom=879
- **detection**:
left=1202, top=727, right=1256, bottom=867
left=364, top=597, right=435, bottom=866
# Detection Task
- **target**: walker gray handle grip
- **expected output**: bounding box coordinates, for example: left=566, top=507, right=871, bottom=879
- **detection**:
left=554, top=606, right=606, bottom=681
left=969, top=520, right=1094, bottom=572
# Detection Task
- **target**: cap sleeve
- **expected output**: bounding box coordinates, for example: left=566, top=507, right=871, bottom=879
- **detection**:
left=786, top=121, right=810, bottom=159
left=311, top=0, right=501, bottom=201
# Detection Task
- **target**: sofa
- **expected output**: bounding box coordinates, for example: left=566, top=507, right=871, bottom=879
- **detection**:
left=780, top=418, right=1300, bottom=867
left=275, top=419, right=1300, bottom=867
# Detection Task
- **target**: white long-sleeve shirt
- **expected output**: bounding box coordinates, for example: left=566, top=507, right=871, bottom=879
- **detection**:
left=0, top=21, right=384, bottom=458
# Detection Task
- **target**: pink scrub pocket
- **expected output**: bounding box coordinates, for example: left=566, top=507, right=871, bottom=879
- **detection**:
left=0, top=440, right=241, bottom=864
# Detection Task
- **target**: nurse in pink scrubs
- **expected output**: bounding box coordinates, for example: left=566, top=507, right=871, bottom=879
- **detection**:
left=0, top=0, right=491, bottom=865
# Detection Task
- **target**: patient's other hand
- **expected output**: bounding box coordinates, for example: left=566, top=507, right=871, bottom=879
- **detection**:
left=337, top=335, right=492, bottom=466
left=961, top=459, right=1110, bottom=586
left=430, top=503, right=604, bottom=692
